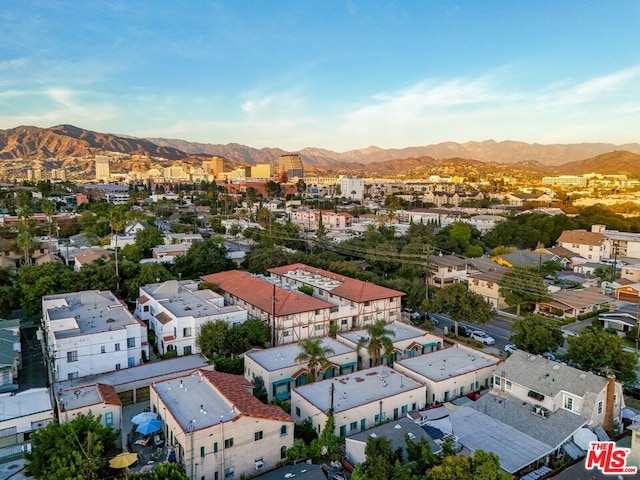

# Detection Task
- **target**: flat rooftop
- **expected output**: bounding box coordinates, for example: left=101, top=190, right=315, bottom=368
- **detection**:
left=141, top=280, right=244, bottom=319
left=294, top=366, right=423, bottom=414
left=338, top=321, right=440, bottom=345
left=44, top=290, right=136, bottom=339
left=0, top=388, right=53, bottom=420
left=247, top=338, right=354, bottom=371
left=396, top=345, right=499, bottom=382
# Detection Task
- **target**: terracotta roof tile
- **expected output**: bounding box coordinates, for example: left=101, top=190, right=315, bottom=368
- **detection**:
left=155, top=311, right=172, bottom=325
left=96, top=383, right=121, bottom=406
left=137, top=295, right=150, bottom=304
left=201, top=370, right=293, bottom=422
left=267, top=263, right=405, bottom=303
left=201, top=270, right=334, bottom=315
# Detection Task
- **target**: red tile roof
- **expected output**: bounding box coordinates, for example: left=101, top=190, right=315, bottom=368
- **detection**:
left=201, top=270, right=334, bottom=316
left=155, top=311, right=172, bottom=325
left=137, top=295, right=150, bottom=304
left=267, top=263, right=405, bottom=303
left=96, top=383, right=122, bottom=406
left=201, top=370, right=293, bottom=422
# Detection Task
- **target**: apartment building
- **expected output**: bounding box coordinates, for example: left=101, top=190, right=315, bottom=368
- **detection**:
left=556, top=228, right=606, bottom=261
left=135, top=280, right=247, bottom=356
left=429, top=255, right=468, bottom=287
left=467, top=270, right=508, bottom=309
left=42, top=290, right=148, bottom=382
left=151, top=369, right=294, bottom=479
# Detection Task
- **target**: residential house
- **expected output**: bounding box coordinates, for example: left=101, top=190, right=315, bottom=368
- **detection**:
left=556, top=228, right=606, bottom=261
left=201, top=270, right=337, bottom=345
left=291, top=366, right=424, bottom=437
left=151, top=243, right=190, bottom=261
left=42, top=290, right=148, bottom=382
left=615, top=282, right=640, bottom=304
left=57, top=383, right=122, bottom=432
left=393, top=344, right=500, bottom=405
left=135, top=280, right=247, bottom=357
left=429, top=255, right=468, bottom=287
left=164, top=233, right=203, bottom=245
left=493, top=249, right=563, bottom=269
left=621, top=263, right=640, bottom=283
left=151, top=369, right=294, bottom=479
left=107, top=220, right=150, bottom=249
left=0, top=389, right=54, bottom=456
left=599, top=227, right=640, bottom=261
left=491, top=350, right=624, bottom=434
left=502, top=193, right=554, bottom=207
left=535, top=287, right=611, bottom=319
left=336, top=321, right=443, bottom=369
left=72, top=248, right=111, bottom=271
left=267, top=263, right=405, bottom=329
left=244, top=338, right=357, bottom=402
left=467, top=270, right=508, bottom=309
left=597, top=303, right=638, bottom=335
left=0, top=320, right=21, bottom=393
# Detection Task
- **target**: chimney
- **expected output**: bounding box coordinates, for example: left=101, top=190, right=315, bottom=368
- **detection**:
left=604, top=374, right=616, bottom=435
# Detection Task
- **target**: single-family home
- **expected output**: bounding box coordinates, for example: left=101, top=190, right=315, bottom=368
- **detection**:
left=467, top=270, right=508, bottom=309
left=615, top=282, right=640, bottom=304
left=151, top=369, right=294, bottom=479
left=429, top=255, right=468, bottom=288
left=135, top=280, right=247, bottom=357
left=0, top=389, right=54, bottom=455
left=393, top=344, right=501, bottom=405
left=535, top=287, right=611, bottom=319
left=57, top=383, right=122, bottom=431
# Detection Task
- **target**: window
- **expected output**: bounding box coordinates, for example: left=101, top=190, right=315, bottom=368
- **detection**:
left=280, top=425, right=288, bottom=437
left=341, top=319, right=348, bottom=326
left=115, top=363, right=121, bottom=370
left=505, top=381, right=512, bottom=391
left=401, top=405, right=408, bottom=414
left=281, top=446, right=287, bottom=459
left=213, top=442, right=218, bottom=453
left=143, top=305, right=149, bottom=312
left=597, top=401, right=603, bottom=415
left=315, top=324, right=324, bottom=331
left=127, top=337, right=135, bottom=348
left=364, top=301, right=371, bottom=307
left=67, top=351, right=78, bottom=363
left=224, top=438, right=234, bottom=448
left=339, top=425, right=346, bottom=436
left=360, top=419, right=366, bottom=430
left=184, top=345, right=192, bottom=355
left=101, top=346, right=106, bottom=354
left=68, top=372, right=79, bottom=380
left=315, top=310, right=321, bottom=315
left=494, top=376, right=501, bottom=386
left=183, top=327, right=192, bottom=337
left=105, top=412, right=113, bottom=426
left=224, top=466, right=234, bottom=478
left=283, top=330, right=292, bottom=337
left=350, top=421, right=358, bottom=432
left=115, top=343, right=120, bottom=351
left=201, top=446, right=205, bottom=458
left=254, top=431, right=263, bottom=441
left=564, top=395, right=574, bottom=411
left=295, top=407, right=301, bottom=417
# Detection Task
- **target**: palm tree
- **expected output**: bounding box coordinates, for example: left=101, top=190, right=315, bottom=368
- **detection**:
left=357, top=320, right=395, bottom=367
left=109, top=208, right=126, bottom=291
left=16, top=206, right=35, bottom=266
left=294, top=338, right=335, bottom=384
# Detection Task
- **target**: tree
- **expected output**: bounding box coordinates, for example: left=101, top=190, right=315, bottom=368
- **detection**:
left=295, top=338, right=335, bottom=383
left=429, top=283, right=494, bottom=337
left=351, top=436, right=405, bottom=480
left=252, top=375, right=268, bottom=403
left=109, top=207, right=127, bottom=291
left=239, top=318, right=271, bottom=346
left=173, top=237, right=233, bottom=279
left=17, top=262, right=78, bottom=315
left=426, top=450, right=510, bottom=480
left=594, top=265, right=617, bottom=283
left=565, top=326, right=637, bottom=384
left=196, top=320, right=229, bottom=358
left=510, top=315, right=564, bottom=355
left=265, top=180, right=282, bottom=199
left=498, top=267, right=550, bottom=317
left=357, top=319, right=395, bottom=367
left=128, top=462, right=188, bottom=479
left=135, top=226, right=165, bottom=257
left=25, top=412, right=119, bottom=480
left=41, top=198, right=56, bottom=239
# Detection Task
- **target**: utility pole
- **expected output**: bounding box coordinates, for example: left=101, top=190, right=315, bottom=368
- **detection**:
left=423, top=245, right=433, bottom=303
left=271, top=283, right=276, bottom=347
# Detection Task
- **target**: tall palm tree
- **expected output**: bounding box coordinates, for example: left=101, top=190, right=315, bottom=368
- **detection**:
left=109, top=208, right=126, bottom=291
left=357, top=319, right=395, bottom=367
left=294, top=338, right=335, bottom=384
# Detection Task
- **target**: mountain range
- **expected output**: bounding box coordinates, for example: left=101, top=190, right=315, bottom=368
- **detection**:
left=1, top=124, right=639, bottom=177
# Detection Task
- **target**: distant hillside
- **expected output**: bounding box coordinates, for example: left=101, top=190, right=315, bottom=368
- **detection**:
left=557, top=151, right=640, bottom=177
left=0, top=125, right=190, bottom=160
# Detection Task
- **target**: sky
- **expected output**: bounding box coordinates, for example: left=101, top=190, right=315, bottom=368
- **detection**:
left=1, top=1, right=639, bottom=152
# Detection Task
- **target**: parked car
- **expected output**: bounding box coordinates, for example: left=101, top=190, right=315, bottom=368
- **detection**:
left=504, top=343, right=517, bottom=354
left=470, top=331, right=496, bottom=345
left=542, top=352, right=556, bottom=361
left=624, top=383, right=640, bottom=400
left=456, top=324, right=474, bottom=337
left=425, top=313, right=440, bottom=327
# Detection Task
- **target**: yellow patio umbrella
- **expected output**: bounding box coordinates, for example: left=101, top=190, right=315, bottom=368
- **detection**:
left=109, top=452, right=138, bottom=469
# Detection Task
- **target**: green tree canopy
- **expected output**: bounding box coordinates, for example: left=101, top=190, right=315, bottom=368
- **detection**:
left=510, top=314, right=564, bottom=355
left=498, top=267, right=550, bottom=317
left=295, top=338, right=335, bottom=383
left=565, top=326, right=637, bottom=384
left=128, top=462, right=188, bottom=479
left=357, top=319, right=395, bottom=367
left=429, top=282, right=494, bottom=337
left=135, top=226, right=165, bottom=257
left=196, top=320, right=229, bottom=358
left=172, top=237, right=233, bottom=279
left=25, top=412, right=119, bottom=480
left=351, top=436, right=405, bottom=480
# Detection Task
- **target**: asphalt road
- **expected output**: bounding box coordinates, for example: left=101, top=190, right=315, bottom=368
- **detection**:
left=429, top=312, right=515, bottom=352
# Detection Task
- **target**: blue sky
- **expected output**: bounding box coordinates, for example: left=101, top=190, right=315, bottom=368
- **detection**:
left=1, top=1, right=639, bottom=151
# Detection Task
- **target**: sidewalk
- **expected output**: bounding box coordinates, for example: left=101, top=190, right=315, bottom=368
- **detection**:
left=0, top=458, right=27, bottom=480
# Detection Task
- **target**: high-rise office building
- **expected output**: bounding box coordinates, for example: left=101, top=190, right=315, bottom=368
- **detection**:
left=95, top=156, right=110, bottom=182
left=278, top=154, right=304, bottom=179
left=202, top=156, right=225, bottom=177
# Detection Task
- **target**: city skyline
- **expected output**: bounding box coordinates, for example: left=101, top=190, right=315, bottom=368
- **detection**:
left=1, top=1, right=639, bottom=152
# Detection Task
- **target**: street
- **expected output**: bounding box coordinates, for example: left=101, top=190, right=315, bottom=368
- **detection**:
left=429, top=313, right=515, bottom=351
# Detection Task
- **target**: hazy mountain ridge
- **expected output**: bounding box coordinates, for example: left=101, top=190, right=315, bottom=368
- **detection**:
left=1, top=124, right=639, bottom=177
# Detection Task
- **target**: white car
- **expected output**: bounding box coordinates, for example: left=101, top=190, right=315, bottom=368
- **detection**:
left=470, top=331, right=495, bottom=345
left=504, top=343, right=516, bottom=354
